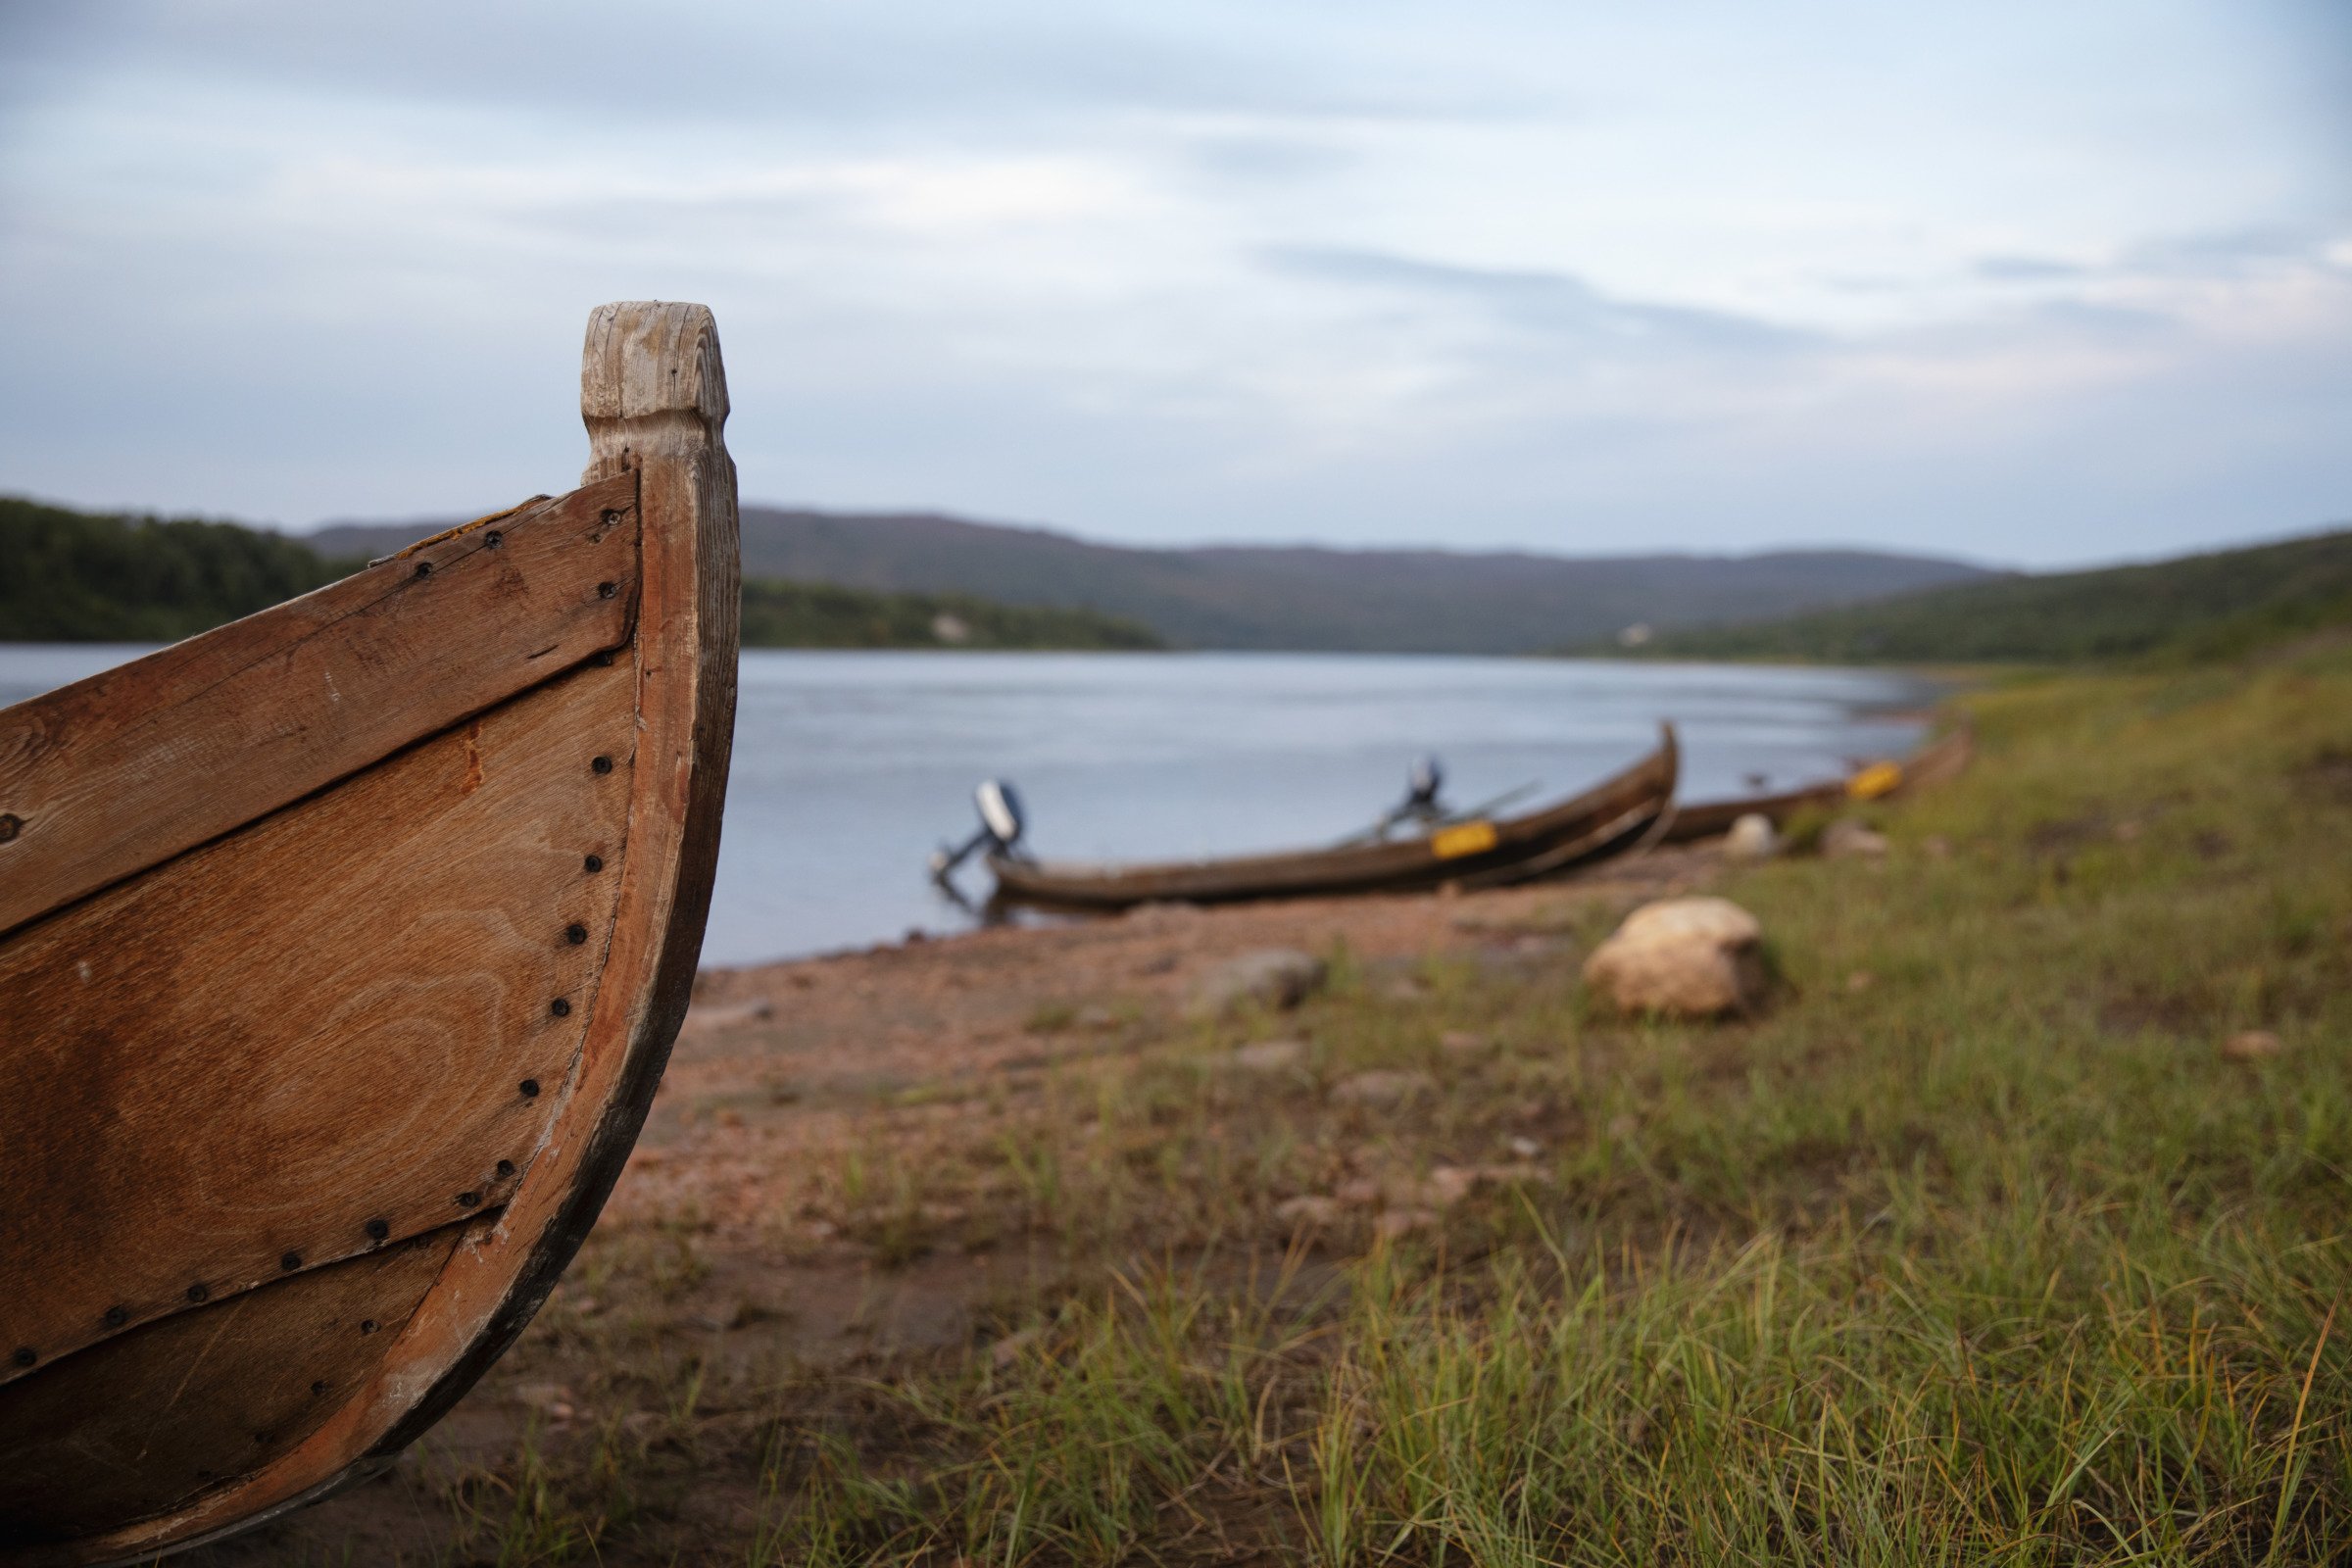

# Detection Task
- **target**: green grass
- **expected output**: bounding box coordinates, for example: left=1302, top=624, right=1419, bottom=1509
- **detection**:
left=743, top=639, right=2352, bottom=1564
left=235, top=631, right=2352, bottom=1565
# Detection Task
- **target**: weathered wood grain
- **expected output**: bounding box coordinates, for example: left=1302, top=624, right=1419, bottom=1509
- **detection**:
left=23, top=303, right=740, bottom=1566
left=0, top=652, right=637, bottom=1388
left=0, top=474, right=641, bottom=940
left=0, top=1223, right=471, bottom=1545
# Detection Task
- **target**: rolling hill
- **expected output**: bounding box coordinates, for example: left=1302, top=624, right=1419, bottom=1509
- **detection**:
left=0, top=496, right=1158, bottom=650
left=1605, top=525, right=2352, bottom=664
left=311, top=506, right=1996, bottom=653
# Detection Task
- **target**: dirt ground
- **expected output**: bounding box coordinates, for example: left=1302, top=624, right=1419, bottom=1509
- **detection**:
left=190, top=847, right=1719, bottom=1564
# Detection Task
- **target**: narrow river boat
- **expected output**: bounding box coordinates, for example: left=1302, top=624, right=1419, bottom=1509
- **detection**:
left=0, top=302, right=740, bottom=1563
left=1661, top=722, right=1974, bottom=844
left=987, top=726, right=1678, bottom=911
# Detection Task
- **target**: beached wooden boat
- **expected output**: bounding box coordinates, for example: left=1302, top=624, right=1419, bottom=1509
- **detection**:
left=0, top=303, right=739, bottom=1562
left=1661, top=722, right=1974, bottom=844
left=988, top=726, right=1677, bottom=910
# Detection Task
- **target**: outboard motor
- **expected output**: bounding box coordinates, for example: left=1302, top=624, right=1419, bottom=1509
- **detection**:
left=929, top=778, right=1028, bottom=883
left=1404, top=754, right=1445, bottom=820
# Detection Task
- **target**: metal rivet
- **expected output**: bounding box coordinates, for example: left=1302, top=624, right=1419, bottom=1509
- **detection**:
left=592, top=756, right=613, bottom=774
left=583, top=854, right=604, bottom=873
left=592, top=650, right=616, bottom=667
left=496, top=1159, right=516, bottom=1178
left=11, top=1348, right=33, bottom=1368
left=360, top=1319, right=378, bottom=1335
left=414, top=562, right=432, bottom=578
left=0, top=813, right=20, bottom=844
left=550, top=998, right=571, bottom=1018
left=485, top=530, right=504, bottom=549
left=565, top=923, right=588, bottom=945
left=457, top=1191, right=481, bottom=1208
left=519, top=1078, right=541, bottom=1099
left=365, top=1218, right=390, bottom=1242
left=186, top=1283, right=210, bottom=1303
left=602, top=510, right=622, bottom=525
left=597, top=581, right=617, bottom=600
left=103, top=1305, right=127, bottom=1328
left=279, top=1251, right=302, bottom=1272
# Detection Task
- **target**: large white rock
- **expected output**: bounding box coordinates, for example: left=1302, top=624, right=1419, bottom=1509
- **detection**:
left=1820, top=819, right=1889, bottom=858
left=1581, top=896, right=1765, bottom=1018
left=1723, top=812, right=1779, bottom=862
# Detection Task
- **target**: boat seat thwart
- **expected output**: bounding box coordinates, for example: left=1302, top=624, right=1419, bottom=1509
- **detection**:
left=0, top=303, right=741, bottom=1564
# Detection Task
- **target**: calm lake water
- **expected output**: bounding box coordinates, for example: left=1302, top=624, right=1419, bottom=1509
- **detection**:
left=1, top=647, right=1935, bottom=964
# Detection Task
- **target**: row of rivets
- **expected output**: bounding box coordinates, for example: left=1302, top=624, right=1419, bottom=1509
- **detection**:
left=5, top=589, right=633, bottom=1379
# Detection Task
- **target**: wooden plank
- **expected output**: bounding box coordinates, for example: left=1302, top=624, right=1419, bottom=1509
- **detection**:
left=34, top=302, right=740, bottom=1568
left=0, top=473, right=641, bottom=939
left=0, top=654, right=638, bottom=1386
left=0, top=1223, right=471, bottom=1544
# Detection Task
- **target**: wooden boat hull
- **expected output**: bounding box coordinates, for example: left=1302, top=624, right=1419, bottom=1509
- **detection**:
left=988, top=726, right=1677, bottom=910
left=0, top=303, right=740, bottom=1563
left=1661, top=721, right=1974, bottom=844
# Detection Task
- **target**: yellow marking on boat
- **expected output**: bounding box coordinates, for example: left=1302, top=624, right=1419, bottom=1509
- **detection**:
left=1848, top=760, right=1903, bottom=800
left=1432, top=819, right=1500, bottom=859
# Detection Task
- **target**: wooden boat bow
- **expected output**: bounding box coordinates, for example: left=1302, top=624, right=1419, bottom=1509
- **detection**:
left=0, top=303, right=740, bottom=1563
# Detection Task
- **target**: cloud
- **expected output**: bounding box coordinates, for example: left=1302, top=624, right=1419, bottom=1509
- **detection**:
left=1973, top=255, right=2089, bottom=282
left=1261, top=246, right=1819, bottom=357
left=0, top=2, right=2347, bottom=570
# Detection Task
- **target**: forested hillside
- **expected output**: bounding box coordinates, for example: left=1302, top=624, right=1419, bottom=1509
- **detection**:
left=741, top=579, right=1159, bottom=650
left=314, top=506, right=1996, bottom=654
left=1608, top=526, right=2352, bottom=664
left=1, top=496, right=355, bottom=641
left=1, top=495, right=1160, bottom=650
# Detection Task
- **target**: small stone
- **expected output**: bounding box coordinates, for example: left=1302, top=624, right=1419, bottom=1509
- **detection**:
left=515, top=1383, right=576, bottom=1420
left=1186, top=949, right=1328, bottom=1017
left=1581, top=896, right=1766, bottom=1019
left=2223, top=1029, right=2283, bottom=1061
left=683, top=997, right=774, bottom=1034
left=1421, top=1163, right=1544, bottom=1207
left=1233, top=1039, right=1309, bottom=1072
left=1722, top=812, right=1778, bottom=862
left=1845, top=970, right=1874, bottom=994
left=1275, top=1195, right=1346, bottom=1228
left=1820, top=820, right=1889, bottom=859
left=1329, top=1068, right=1437, bottom=1108
left=1439, top=1030, right=1488, bottom=1057
left=1375, top=1208, right=1440, bottom=1240
left=989, top=1327, right=1044, bottom=1367
left=1507, top=1135, right=1542, bottom=1159
left=1335, top=1176, right=1383, bottom=1207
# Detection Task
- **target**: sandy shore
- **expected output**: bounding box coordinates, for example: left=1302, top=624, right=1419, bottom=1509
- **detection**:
left=619, top=844, right=1720, bottom=1241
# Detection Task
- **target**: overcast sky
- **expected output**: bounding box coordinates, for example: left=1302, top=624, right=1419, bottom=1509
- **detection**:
left=2, top=2, right=2346, bottom=565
